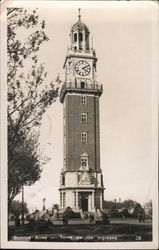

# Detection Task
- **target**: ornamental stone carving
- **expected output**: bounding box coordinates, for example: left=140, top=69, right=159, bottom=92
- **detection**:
left=79, top=171, right=92, bottom=185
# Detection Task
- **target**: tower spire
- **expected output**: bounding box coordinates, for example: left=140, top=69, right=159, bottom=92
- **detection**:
left=78, top=8, right=81, bottom=21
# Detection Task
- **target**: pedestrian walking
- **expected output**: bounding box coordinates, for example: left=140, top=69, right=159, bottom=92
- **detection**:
left=92, top=214, right=94, bottom=222
left=90, top=214, right=93, bottom=223
left=141, top=212, right=145, bottom=222
left=138, top=212, right=142, bottom=223
left=63, top=214, right=68, bottom=225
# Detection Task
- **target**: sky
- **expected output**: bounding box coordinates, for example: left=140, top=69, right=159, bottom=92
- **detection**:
left=8, top=1, right=158, bottom=212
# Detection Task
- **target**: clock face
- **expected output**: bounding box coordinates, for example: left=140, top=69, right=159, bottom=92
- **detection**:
left=75, top=60, right=91, bottom=76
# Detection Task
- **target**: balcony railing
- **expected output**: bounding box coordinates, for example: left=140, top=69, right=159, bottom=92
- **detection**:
left=60, top=81, right=103, bottom=102
left=67, top=48, right=95, bottom=55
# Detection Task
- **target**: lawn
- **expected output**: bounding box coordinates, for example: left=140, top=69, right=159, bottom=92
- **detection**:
left=9, top=219, right=152, bottom=242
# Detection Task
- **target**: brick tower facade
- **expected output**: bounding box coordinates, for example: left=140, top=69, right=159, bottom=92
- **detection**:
left=59, top=10, right=104, bottom=212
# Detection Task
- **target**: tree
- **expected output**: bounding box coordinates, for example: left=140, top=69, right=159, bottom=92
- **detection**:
left=133, top=202, right=143, bottom=217
left=121, top=199, right=136, bottom=209
left=53, top=204, right=59, bottom=210
left=7, top=8, right=60, bottom=156
left=103, top=199, right=136, bottom=210
left=7, top=8, right=61, bottom=207
left=64, top=207, right=74, bottom=218
left=8, top=132, right=47, bottom=208
left=9, top=200, right=29, bottom=219
left=144, top=200, right=152, bottom=216
left=122, top=208, right=129, bottom=217
left=103, top=199, right=140, bottom=218
left=103, top=200, right=115, bottom=209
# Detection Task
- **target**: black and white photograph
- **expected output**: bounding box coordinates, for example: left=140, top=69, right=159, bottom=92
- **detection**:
left=0, top=0, right=158, bottom=249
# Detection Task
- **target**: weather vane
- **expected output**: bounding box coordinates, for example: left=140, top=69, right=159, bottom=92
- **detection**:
left=78, top=8, right=81, bottom=21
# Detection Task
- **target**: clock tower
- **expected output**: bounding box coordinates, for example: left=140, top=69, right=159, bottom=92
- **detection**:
left=59, top=9, right=104, bottom=213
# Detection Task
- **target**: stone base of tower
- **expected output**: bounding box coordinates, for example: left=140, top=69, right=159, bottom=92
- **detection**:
left=59, top=188, right=103, bottom=212
left=59, top=171, right=104, bottom=213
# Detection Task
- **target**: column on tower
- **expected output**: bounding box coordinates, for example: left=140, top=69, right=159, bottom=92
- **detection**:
left=100, top=191, right=103, bottom=209
left=61, top=192, right=63, bottom=207
left=73, top=191, right=79, bottom=208
left=60, top=192, right=62, bottom=207
left=102, top=190, right=104, bottom=209
left=69, top=33, right=72, bottom=50
left=74, top=191, right=76, bottom=208
left=88, top=194, right=91, bottom=211
left=61, top=192, right=66, bottom=208
left=77, top=31, right=79, bottom=50
left=63, top=192, right=66, bottom=207
left=92, top=190, right=95, bottom=210
left=83, top=30, right=86, bottom=51
left=76, top=191, right=78, bottom=207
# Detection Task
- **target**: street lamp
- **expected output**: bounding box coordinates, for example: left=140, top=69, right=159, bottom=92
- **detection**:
left=22, top=186, right=24, bottom=225
left=43, top=198, right=46, bottom=211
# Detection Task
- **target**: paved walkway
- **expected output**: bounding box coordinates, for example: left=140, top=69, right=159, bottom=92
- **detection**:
left=52, top=218, right=93, bottom=225
left=51, top=218, right=152, bottom=226
left=110, top=218, right=152, bottom=226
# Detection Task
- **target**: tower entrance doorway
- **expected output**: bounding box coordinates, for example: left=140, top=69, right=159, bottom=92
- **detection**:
left=79, top=193, right=89, bottom=212
left=81, top=196, right=88, bottom=212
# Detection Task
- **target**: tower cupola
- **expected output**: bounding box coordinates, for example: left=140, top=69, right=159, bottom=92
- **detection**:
left=70, top=9, right=90, bottom=52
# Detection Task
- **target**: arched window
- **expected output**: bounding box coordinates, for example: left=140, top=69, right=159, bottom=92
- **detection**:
left=62, top=175, right=65, bottom=185
left=81, top=158, right=87, bottom=167
left=74, top=33, right=77, bottom=42
left=80, top=153, right=89, bottom=171
left=81, top=153, right=88, bottom=169
left=81, top=81, right=85, bottom=89
left=79, top=32, right=83, bottom=42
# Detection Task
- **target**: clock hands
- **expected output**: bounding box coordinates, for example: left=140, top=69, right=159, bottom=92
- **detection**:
left=82, top=65, right=90, bottom=70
